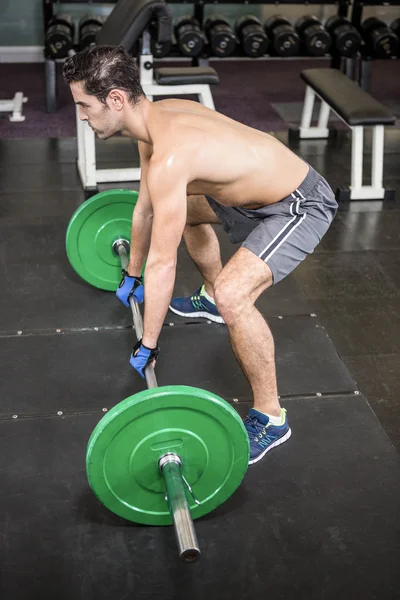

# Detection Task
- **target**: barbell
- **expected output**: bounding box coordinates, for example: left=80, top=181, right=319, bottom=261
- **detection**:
left=66, top=190, right=250, bottom=562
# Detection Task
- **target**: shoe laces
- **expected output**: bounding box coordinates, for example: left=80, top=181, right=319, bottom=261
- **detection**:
left=244, top=416, right=268, bottom=442
left=190, top=290, right=205, bottom=310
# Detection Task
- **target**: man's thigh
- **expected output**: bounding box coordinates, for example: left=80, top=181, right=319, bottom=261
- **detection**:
left=187, top=195, right=221, bottom=226
left=216, top=247, right=273, bottom=304
left=242, top=206, right=331, bottom=285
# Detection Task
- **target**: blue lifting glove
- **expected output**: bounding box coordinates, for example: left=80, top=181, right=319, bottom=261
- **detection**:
left=130, top=340, right=160, bottom=378
left=116, top=269, right=144, bottom=307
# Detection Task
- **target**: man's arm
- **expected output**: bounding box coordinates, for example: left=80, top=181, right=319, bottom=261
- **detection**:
left=127, top=141, right=154, bottom=276
left=141, top=160, right=187, bottom=348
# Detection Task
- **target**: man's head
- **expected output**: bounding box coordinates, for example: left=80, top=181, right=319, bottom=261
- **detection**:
left=63, top=45, right=145, bottom=139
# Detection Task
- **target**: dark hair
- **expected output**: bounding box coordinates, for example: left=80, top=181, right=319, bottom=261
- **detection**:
left=63, top=45, right=144, bottom=106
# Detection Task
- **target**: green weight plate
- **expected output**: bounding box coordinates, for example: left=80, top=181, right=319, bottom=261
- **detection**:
left=86, top=386, right=250, bottom=525
left=66, top=189, right=138, bottom=291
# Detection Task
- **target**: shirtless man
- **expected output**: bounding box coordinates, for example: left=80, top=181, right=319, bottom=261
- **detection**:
left=64, top=45, right=338, bottom=465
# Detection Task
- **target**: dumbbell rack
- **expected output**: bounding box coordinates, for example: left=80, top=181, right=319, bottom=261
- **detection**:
left=42, top=0, right=114, bottom=37
left=350, top=0, right=400, bottom=91
left=168, top=0, right=349, bottom=66
left=43, top=0, right=350, bottom=113
left=43, top=0, right=117, bottom=113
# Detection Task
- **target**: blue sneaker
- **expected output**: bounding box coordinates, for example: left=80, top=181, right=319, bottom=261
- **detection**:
left=244, top=408, right=291, bottom=465
left=169, top=285, right=225, bottom=324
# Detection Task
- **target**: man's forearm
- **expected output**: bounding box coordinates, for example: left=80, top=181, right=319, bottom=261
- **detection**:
left=142, top=260, right=176, bottom=348
left=127, top=212, right=153, bottom=275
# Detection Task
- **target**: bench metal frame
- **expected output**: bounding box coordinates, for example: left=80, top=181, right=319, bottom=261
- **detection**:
left=299, top=85, right=385, bottom=201
left=76, top=31, right=215, bottom=193
left=140, top=33, right=215, bottom=109
left=0, top=92, right=28, bottom=122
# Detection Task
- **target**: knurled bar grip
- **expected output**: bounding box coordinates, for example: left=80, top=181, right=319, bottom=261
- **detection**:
left=115, top=242, right=201, bottom=563
left=116, top=243, right=158, bottom=389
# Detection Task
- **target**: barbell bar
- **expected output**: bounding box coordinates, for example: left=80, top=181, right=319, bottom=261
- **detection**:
left=113, top=238, right=200, bottom=562
left=112, top=238, right=158, bottom=390
left=70, top=191, right=250, bottom=563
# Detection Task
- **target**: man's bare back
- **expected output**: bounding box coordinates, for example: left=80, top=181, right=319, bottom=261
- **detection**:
left=141, top=99, right=309, bottom=209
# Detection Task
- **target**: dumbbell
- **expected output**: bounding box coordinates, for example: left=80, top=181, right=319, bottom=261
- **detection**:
left=264, top=15, right=300, bottom=57
left=45, top=14, right=75, bottom=59
left=204, top=16, right=237, bottom=58
left=325, top=16, right=362, bottom=58
left=362, top=17, right=399, bottom=59
left=391, top=18, right=400, bottom=56
left=295, top=15, right=332, bottom=57
left=66, top=189, right=250, bottom=562
left=235, top=15, right=269, bottom=57
left=78, top=14, right=105, bottom=51
left=174, top=16, right=205, bottom=58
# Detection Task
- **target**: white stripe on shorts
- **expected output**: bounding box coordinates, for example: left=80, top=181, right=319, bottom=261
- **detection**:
left=262, top=213, right=307, bottom=263
left=258, top=202, right=298, bottom=259
left=295, top=187, right=306, bottom=200
left=258, top=201, right=307, bottom=263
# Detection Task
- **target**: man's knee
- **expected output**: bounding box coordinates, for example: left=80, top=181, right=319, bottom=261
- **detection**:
left=214, top=275, right=249, bottom=322
left=214, top=250, right=274, bottom=321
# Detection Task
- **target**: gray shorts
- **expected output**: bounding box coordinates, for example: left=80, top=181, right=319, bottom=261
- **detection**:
left=206, top=165, right=338, bottom=284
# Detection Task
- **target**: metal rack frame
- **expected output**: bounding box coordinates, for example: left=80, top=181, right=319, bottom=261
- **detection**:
left=349, top=0, right=400, bottom=91
left=43, top=0, right=350, bottom=112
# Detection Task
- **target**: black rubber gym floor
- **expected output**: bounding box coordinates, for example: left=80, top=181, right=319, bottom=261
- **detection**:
left=1, top=131, right=400, bottom=599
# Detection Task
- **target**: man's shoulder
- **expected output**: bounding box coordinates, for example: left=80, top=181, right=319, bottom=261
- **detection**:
left=139, top=133, right=188, bottom=165
left=146, top=144, right=190, bottom=194
left=150, top=135, right=191, bottom=167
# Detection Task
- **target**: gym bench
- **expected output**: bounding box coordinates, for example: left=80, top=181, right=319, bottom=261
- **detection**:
left=76, top=0, right=219, bottom=196
left=0, top=92, right=28, bottom=122
left=297, top=68, right=396, bottom=201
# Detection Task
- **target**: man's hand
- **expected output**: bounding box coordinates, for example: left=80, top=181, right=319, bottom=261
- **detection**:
left=130, top=340, right=160, bottom=378
left=116, top=270, right=144, bottom=307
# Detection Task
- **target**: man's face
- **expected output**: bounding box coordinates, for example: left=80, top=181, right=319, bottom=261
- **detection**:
left=70, top=81, right=123, bottom=139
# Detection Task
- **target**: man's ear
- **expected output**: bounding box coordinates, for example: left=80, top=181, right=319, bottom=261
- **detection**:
left=108, top=89, right=125, bottom=111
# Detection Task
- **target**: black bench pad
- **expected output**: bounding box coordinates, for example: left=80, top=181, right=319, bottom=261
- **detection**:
left=154, top=67, right=219, bottom=86
left=301, top=68, right=396, bottom=126
left=97, top=0, right=172, bottom=49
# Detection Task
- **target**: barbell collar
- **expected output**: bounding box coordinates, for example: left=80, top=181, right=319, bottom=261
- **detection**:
left=159, top=452, right=182, bottom=471
left=112, top=238, right=130, bottom=255
left=159, top=455, right=201, bottom=563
